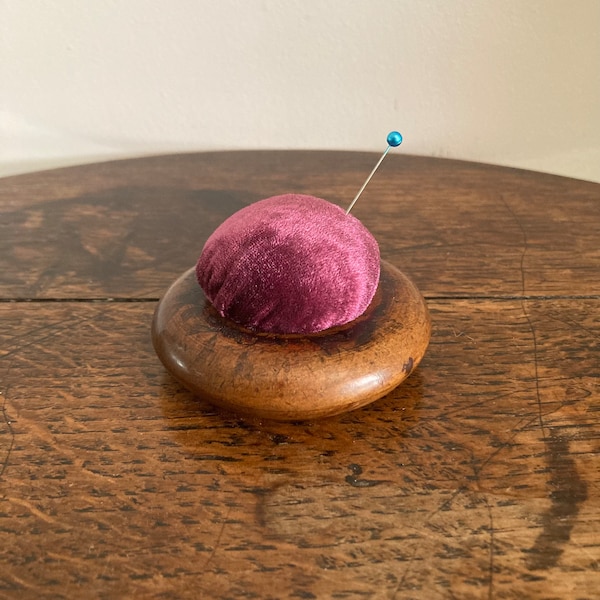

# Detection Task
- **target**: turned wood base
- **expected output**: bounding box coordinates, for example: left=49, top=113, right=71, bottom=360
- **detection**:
left=152, top=261, right=431, bottom=421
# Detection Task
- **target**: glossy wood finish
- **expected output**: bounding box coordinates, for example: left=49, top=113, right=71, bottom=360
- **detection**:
left=152, top=262, right=431, bottom=420
left=1, top=152, right=598, bottom=598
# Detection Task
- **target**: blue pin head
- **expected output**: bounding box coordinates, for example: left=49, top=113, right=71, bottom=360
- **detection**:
left=387, top=131, right=403, bottom=147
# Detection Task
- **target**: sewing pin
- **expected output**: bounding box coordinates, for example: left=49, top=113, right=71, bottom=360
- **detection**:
left=346, top=131, right=403, bottom=215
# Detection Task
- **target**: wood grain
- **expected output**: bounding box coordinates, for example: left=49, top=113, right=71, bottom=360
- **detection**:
left=0, top=152, right=599, bottom=598
left=0, top=152, right=598, bottom=299
left=1, top=299, right=598, bottom=598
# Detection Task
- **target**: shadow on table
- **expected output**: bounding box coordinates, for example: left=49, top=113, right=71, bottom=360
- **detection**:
left=157, top=368, right=424, bottom=467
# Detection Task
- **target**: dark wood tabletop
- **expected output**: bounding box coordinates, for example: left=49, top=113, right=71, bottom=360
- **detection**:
left=1, top=151, right=598, bottom=599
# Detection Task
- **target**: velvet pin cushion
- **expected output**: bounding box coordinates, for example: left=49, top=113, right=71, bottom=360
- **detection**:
left=152, top=137, right=431, bottom=420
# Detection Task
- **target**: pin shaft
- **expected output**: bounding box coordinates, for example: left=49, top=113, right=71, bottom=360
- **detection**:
left=345, top=146, right=391, bottom=215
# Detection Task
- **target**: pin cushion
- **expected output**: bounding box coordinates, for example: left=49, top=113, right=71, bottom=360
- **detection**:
left=152, top=192, right=431, bottom=421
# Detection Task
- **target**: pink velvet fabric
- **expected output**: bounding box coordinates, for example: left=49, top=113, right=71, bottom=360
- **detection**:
left=196, top=194, right=380, bottom=334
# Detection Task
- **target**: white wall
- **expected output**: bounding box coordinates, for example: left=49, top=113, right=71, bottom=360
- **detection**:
left=1, top=0, right=599, bottom=181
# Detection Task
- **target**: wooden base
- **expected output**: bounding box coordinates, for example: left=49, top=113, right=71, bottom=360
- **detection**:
left=152, top=261, right=431, bottom=420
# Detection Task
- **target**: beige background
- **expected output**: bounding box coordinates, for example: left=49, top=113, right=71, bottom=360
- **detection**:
left=1, top=0, right=599, bottom=181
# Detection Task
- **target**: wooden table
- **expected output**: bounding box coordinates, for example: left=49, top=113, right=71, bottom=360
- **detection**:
left=1, top=151, right=598, bottom=599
